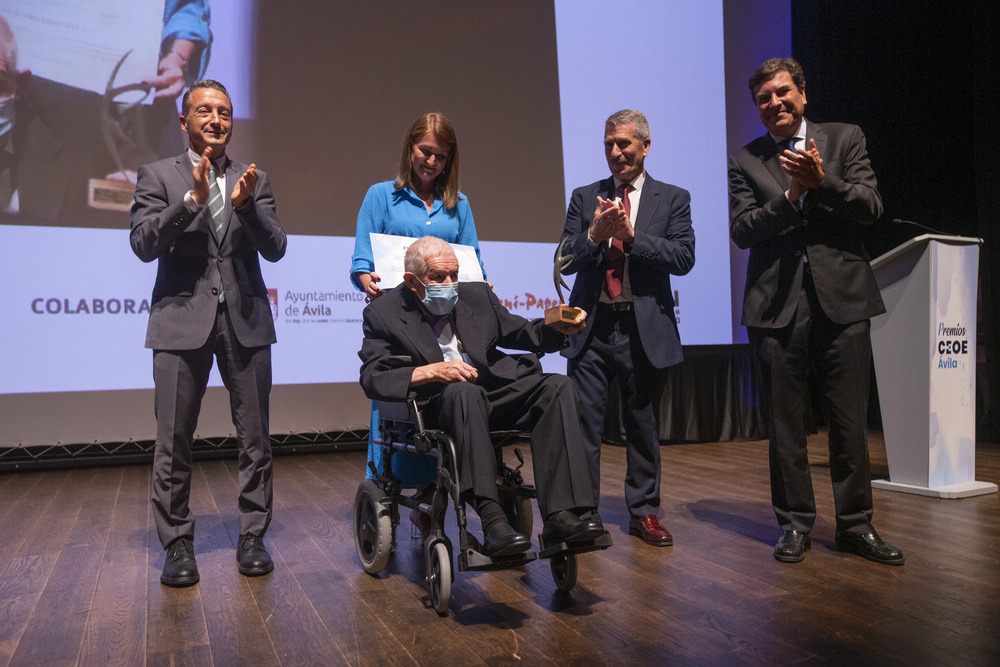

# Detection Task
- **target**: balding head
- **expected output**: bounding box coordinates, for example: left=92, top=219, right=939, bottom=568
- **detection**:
left=404, top=236, right=456, bottom=278
left=402, top=236, right=459, bottom=301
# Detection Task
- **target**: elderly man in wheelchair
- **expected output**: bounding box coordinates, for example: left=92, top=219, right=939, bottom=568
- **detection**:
left=355, top=236, right=610, bottom=610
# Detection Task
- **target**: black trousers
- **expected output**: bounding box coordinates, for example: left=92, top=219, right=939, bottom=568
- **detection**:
left=150, top=303, right=273, bottom=548
left=568, top=307, right=666, bottom=517
left=428, top=373, right=594, bottom=518
left=748, top=270, right=875, bottom=535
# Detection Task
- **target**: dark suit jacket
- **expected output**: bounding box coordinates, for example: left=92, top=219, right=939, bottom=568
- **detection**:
left=0, top=76, right=123, bottom=229
left=558, top=174, right=695, bottom=369
left=130, top=152, right=286, bottom=350
left=358, top=283, right=568, bottom=404
left=728, top=120, right=885, bottom=328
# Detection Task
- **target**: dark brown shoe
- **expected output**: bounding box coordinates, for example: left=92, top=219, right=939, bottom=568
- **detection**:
left=628, top=515, right=673, bottom=546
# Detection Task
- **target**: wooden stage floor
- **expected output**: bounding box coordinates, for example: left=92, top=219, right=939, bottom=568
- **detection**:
left=1, top=433, right=998, bottom=666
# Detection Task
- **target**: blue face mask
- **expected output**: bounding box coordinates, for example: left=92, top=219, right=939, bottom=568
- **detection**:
left=417, top=279, right=459, bottom=315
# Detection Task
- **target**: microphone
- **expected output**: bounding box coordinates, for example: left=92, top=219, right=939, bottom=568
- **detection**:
left=891, top=218, right=953, bottom=236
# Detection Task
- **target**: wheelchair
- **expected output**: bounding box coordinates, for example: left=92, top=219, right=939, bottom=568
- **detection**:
left=352, top=396, right=612, bottom=615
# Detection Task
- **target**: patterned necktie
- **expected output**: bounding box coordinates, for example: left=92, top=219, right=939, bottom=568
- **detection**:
left=208, top=163, right=225, bottom=235
left=604, top=183, right=631, bottom=299
left=777, top=138, right=795, bottom=187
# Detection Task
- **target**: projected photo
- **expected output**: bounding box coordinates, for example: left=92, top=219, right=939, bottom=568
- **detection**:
left=0, top=0, right=253, bottom=227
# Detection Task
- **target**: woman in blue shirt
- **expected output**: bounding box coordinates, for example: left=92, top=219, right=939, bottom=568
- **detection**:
left=351, top=113, right=483, bottom=294
left=351, top=113, right=485, bottom=497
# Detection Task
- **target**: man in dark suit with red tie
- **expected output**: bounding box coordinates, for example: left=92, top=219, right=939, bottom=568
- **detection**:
left=559, top=110, right=695, bottom=546
left=130, top=79, right=287, bottom=586
left=728, top=58, right=903, bottom=565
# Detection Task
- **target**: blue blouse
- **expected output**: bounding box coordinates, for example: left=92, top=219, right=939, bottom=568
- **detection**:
left=350, top=180, right=484, bottom=291
left=162, top=0, right=212, bottom=81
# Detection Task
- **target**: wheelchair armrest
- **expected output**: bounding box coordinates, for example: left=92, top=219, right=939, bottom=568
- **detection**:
left=377, top=399, right=415, bottom=423
left=377, top=394, right=428, bottom=433
left=376, top=356, right=426, bottom=427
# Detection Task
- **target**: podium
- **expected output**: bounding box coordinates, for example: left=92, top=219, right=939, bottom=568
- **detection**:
left=869, top=234, right=996, bottom=498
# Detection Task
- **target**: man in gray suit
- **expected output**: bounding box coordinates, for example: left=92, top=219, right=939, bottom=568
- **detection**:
left=729, top=58, right=902, bottom=565
left=130, top=79, right=286, bottom=586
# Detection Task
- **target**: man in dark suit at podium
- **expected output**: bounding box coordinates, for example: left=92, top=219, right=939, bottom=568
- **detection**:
left=728, top=58, right=903, bottom=565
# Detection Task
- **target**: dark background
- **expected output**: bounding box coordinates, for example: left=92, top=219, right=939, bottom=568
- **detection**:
left=791, top=0, right=999, bottom=439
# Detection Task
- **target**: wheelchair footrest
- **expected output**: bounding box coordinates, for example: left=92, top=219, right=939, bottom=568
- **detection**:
left=459, top=546, right=538, bottom=572
left=537, top=530, right=614, bottom=559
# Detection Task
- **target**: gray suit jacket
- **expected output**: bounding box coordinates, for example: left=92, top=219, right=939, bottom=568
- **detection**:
left=130, top=152, right=286, bottom=350
left=558, top=174, right=695, bottom=369
left=728, top=120, right=885, bottom=328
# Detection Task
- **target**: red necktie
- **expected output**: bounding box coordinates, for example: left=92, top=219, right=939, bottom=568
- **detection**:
left=604, top=184, right=631, bottom=298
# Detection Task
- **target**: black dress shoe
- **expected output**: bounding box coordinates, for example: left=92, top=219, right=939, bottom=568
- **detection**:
left=237, top=533, right=274, bottom=576
left=161, top=537, right=199, bottom=587
left=835, top=530, right=905, bottom=565
left=542, top=510, right=604, bottom=545
left=483, top=522, right=531, bottom=557
left=582, top=511, right=606, bottom=535
left=774, top=530, right=810, bottom=563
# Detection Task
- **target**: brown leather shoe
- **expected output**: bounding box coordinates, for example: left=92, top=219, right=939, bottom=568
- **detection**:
left=628, top=515, right=673, bottom=546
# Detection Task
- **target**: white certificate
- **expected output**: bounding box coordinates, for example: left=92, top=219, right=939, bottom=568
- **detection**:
left=0, top=1, right=162, bottom=99
left=370, top=233, right=484, bottom=289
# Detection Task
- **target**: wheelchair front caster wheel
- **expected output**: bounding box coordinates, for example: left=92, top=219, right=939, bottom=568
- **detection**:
left=428, top=541, right=452, bottom=615
left=550, top=552, right=578, bottom=592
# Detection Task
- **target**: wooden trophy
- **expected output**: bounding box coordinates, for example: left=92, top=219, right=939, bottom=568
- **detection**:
left=544, top=239, right=585, bottom=325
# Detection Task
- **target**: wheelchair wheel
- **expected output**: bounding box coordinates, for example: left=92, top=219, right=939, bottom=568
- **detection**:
left=354, top=479, right=393, bottom=574
left=550, top=552, right=578, bottom=592
left=499, top=489, right=534, bottom=538
left=428, top=541, right=452, bottom=615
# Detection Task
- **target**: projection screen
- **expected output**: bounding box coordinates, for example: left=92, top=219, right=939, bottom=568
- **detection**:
left=0, top=1, right=766, bottom=448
